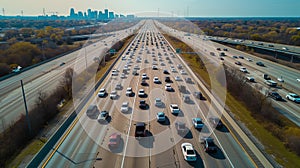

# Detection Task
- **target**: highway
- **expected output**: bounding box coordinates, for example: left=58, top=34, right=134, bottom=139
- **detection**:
left=38, top=20, right=258, bottom=168
left=0, top=21, right=143, bottom=132
left=157, top=21, right=300, bottom=127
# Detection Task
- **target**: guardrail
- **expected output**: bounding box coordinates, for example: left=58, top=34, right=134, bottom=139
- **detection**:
left=26, top=33, right=135, bottom=168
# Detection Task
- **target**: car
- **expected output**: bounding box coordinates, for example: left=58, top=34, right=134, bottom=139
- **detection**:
left=238, top=56, right=244, bottom=59
left=223, top=48, right=228, bottom=51
left=86, top=105, right=99, bottom=117
left=277, top=77, right=284, bottom=82
left=108, top=133, right=121, bottom=149
left=175, top=122, right=187, bottom=134
left=183, top=95, right=191, bottom=103
left=120, top=102, right=129, bottom=113
left=282, top=47, right=288, bottom=50
left=256, top=62, right=264, bottom=66
left=181, top=143, right=197, bottom=162
left=132, top=70, right=138, bottom=76
left=163, top=69, right=169, bottom=74
left=165, top=84, right=173, bottom=91
left=153, top=77, right=160, bottom=83
left=219, top=57, right=224, bottom=60
left=209, top=117, right=223, bottom=128
left=138, top=89, right=146, bottom=97
left=297, top=79, right=300, bottom=82
left=120, top=73, right=126, bottom=78
left=245, top=58, right=252, bottom=62
left=175, top=76, right=182, bottom=81
left=219, top=52, right=226, bottom=56
left=216, top=48, right=221, bottom=51
left=156, top=112, right=166, bottom=122
left=192, top=118, right=204, bottom=129
left=201, top=137, right=217, bottom=153
left=235, top=61, right=242, bottom=65
left=165, top=76, right=171, bottom=82
left=232, top=56, right=238, bottom=59
left=160, top=62, right=165, bottom=66
left=141, top=79, right=147, bottom=86
left=135, top=122, right=146, bottom=137
left=152, top=65, right=158, bottom=70
left=286, top=93, right=300, bottom=103
left=268, top=92, right=282, bottom=101
left=98, top=88, right=106, bottom=97
left=112, top=69, right=118, bottom=76
left=185, top=77, right=192, bottom=83
left=265, top=80, right=277, bottom=87
left=115, top=83, right=122, bottom=90
left=171, top=68, right=176, bottom=72
left=246, top=76, right=255, bottom=82
left=60, top=62, right=65, bottom=66
left=268, top=44, right=274, bottom=47
left=177, top=64, right=183, bottom=69
left=110, top=90, right=117, bottom=99
left=170, top=104, right=180, bottom=114
left=180, top=70, right=187, bottom=75
left=142, top=73, right=148, bottom=79
left=126, top=87, right=133, bottom=96
left=133, top=65, right=140, bottom=70
left=139, top=100, right=147, bottom=109
left=98, top=111, right=109, bottom=123
left=240, top=67, right=248, bottom=73
left=194, top=91, right=203, bottom=99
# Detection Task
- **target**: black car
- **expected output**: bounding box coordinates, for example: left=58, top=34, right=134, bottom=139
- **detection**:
left=139, top=100, right=147, bottom=109
left=194, top=91, right=203, bottom=100
left=141, top=79, right=147, bottom=86
left=202, top=137, right=217, bottom=153
left=165, top=76, right=171, bottom=83
left=256, top=62, right=265, bottom=66
left=163, top=70, right=169, bottom=74
left=238, top=56, right=244, bottom=59
left=135, top=122, right=146, bottom=137
left=268, top=92, right=282, bottom=100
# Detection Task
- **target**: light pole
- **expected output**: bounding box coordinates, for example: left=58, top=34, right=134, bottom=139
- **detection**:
left=21, top=80, right=31, bottom=135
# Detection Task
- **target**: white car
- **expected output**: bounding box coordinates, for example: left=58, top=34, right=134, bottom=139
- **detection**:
left=192, top=118, right=204, bottom=129
left=175, top=76, right=182, bottom=81
left=152, top=65, right=158, bottom=70
left=155, top=98, right=163, bottom=106
left=286, top=93, right=300, bottom=103
left=170, top=104, right=180, bottom=114
left=142, top=73, right=148, bottom=79
left=171, top=68, right=176, bottom=73
left=156, top=112, right=166, bottom=122
left=126, top=87, right=133, bottom=96
left=112, top=70, right=118, bottom=76
left=110, top=90, right=117, bottom=99
left=240, top=67, right=248, bottom=73
left=277, top=77, right=284, bottom=82
left=181, top=143, right=197, bottom=162
left=180, top=70, right=187, bottom=75
left=121, top=73, right=126, bottom=78
left=246, top=76, right=255, bottom=82
left=297, top=79, right=300, bottom=82
left=98, top=88, right=106, bottom=97
left=120, top=102, right=129, bottom=113
left=245, top=58, right=253, bottom=62
left=165, top=84, right=173, bottom=91
left=138, top=89, right=145, bottom=97
left=153, top=77, right=160, bottom=83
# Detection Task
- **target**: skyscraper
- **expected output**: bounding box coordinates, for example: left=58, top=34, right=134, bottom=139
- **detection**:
left=70, top=8, right=75, bottom=18
left=109, top=12, right=114, bottom=19
left=104, top=9, right=108, bottom=20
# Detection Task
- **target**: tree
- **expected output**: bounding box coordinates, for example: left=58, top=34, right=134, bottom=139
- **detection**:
left=0, top=63, right=10, bottom=76
left=61, top=68, right=74, bottom=99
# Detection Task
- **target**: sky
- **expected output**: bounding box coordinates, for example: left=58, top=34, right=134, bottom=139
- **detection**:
left=1, top=0, right=300, bottom=17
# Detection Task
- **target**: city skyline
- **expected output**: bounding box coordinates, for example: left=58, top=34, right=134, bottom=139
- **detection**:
left=1, top=0, right=300, bottom=17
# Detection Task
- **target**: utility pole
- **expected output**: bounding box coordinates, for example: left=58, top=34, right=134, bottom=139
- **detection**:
left=21, top=10, right=23, bottom=17
left=2, top=8, right=5, bottom=16
left=21, top=80, right=32, bottom=135
left=43, top=8, right=46, bottom=16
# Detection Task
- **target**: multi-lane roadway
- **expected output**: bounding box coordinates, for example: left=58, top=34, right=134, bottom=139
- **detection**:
left=38, top=20, right=259, bottom=168
left=157, top=21, right=300, bottom=126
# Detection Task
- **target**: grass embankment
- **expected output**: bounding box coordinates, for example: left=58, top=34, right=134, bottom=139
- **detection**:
left=8, top=34, right=136, bottom=168
left=164, top=34, right=300, bottom=168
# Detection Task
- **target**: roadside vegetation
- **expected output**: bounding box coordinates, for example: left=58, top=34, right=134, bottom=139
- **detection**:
left=0, top=19, right=139, bottom=77
left=164, top=33, right=300, bottom=167
left=0, top=34, right=135, bottom=167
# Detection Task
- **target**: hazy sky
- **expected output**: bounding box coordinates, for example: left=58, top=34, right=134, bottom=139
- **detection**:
left=1, top=0, right=300, bottom=17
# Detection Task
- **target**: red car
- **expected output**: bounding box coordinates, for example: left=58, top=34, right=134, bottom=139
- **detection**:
left=108, top=133, right=121, bottom=148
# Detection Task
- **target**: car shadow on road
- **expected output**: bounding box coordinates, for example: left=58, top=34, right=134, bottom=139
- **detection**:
left=98, top=116, right=112, bottom=125
left=160, top=116, right=170, bottom=125
left=138, top=131, right=154, bottom=148
left=109, top=138, right=124, bottom=153
left=206, top=146, right=226, bottom=160
left=217, top=125, right=230, bottom=133
left=86, top=111, right=100, bottom=120
left=187, top=151, right=205, bottom=168
left=182, top=129, right=193, bottom=139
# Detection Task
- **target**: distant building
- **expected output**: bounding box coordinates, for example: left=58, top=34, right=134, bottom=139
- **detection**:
left=127, top=14, right=135, bottom=19
left=70, top=8, right=76, bottom=18
left=78, top=11, right=83, bottom=18
left=109, top=12, right=114, bottom=19
left=104, top=9, right=109, bottom=20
